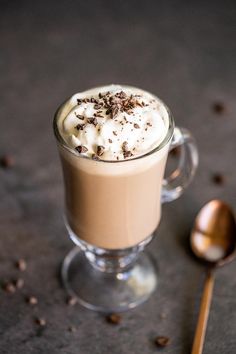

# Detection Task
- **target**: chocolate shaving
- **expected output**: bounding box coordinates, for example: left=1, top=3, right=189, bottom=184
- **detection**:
left=134, top=123, right=140, bottom=129
left=122, top=141, right=128, bottom=152
left=75, top=145, right=88, bottom=153
left=113, top=131, right=117, bottom=136
left=97, top=145, right=105, bottom=156
left=111, top=105, right=119, bottom=119
left=75, top=123, right=85, bottom=130
left=94, top=104, right=102, bottom=109
left=118, top=91, right=127, bottom=99
left=108, top=139, right=113, bottom=143
left=87, top=117, right=98, bottom=126
left=123, top=151, right=133, bottom=158
left=75, top=114, right=84, bottom=120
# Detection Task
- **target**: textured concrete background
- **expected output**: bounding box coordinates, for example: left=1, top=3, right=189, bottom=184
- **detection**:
left=0, top=0, right=236, bottom=353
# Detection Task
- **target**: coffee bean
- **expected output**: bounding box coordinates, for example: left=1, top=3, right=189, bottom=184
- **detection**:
left=16, top=259, right=27, bottom=271
left=154, top=336, right=170, bottom=347
left=0, top=155, right=14, bottom=168
left=67, top=296, right=77, bottom=306
left=212, top=173, right=225, bottom=185
left=68, top=326, right=77, bottom=333
left=27, top=296, right=38, bottom=305
left=106, top=313, right=122, bottom=325
left=212, top=101, right=225, bottom=114
left=15, top=278, right=24, bottom=289
left=3, top=282, right=16, bottom=294
left=35, top=318, right=46, bottom=326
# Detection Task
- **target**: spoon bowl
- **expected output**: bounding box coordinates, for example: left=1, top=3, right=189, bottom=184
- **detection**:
left=191, top=199, right=236, bottom=266
left=190, top=199, right=236, bottom=354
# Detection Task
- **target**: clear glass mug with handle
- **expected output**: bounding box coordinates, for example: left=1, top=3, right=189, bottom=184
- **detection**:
left=54, top=93, right=198, bottom=313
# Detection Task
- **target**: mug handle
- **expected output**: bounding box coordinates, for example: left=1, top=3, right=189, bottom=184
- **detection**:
left=161, top=127, right=198, bottom=203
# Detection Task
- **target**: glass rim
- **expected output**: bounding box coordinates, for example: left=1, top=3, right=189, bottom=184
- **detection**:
left=53, top=95, right=175, bottom=164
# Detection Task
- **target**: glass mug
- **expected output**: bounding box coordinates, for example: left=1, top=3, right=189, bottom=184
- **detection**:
left=53, top=91, right=198, bottom=312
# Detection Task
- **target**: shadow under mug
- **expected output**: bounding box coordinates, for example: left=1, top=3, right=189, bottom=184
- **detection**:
left=54, top=98, right=198, bottom=313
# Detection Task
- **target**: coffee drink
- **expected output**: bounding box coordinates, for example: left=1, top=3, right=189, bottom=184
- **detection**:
left=55, top=85, right=171, bottom=249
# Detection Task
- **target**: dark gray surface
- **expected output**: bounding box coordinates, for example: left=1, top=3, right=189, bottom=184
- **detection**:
left=0, top=1, right=236, bottom=353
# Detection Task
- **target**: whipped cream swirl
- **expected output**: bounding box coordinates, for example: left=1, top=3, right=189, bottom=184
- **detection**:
left=57, top=85, right=169, bottom=161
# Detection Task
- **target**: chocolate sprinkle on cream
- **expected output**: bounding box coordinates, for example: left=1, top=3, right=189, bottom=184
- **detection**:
left=75, top=145, right=88, bottom=153
left=76, top=124, right=85, bottom=130
left=59, top=85, right=169, bottom=161
left=87, top=117, right=98, bottom=126
left=122, top=141, right=129, bottom=152
left=123, top=151, right=133, bottom=158
left=75, top=114, right=84, bottom=120
left=97, top=145, right=105, bottom=156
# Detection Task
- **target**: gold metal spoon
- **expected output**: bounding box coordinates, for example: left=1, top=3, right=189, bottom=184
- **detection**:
left=190, top=200, right=236, bottom=354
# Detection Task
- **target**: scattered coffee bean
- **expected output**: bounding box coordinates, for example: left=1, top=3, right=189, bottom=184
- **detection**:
left=67, top=296, right=77, bottom=306
left=154, top=336, right=170, bottom=348
left=15, top=278, right=24, bottom=289
left=160, top=312, right=167, bottom=320
left=16, top=259, right=27, bottom=271
left=0, top=155, right=14, bottom=168
left=27, top=296, right=38, bottom=305
left=3, top=282, right=16, bottom=294
left=212, top=101, right=225, bottom=114
left=169, top=146, right=181, bottom=157
left=212, top=173, right=225, bottom=185
left=106, top=313, right=122, bottom=325
left=68, top=326, right=77, bottom=333
left=35, top=317, right=46, bottom=326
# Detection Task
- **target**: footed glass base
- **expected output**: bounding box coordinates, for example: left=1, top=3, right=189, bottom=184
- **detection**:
left=62, top=246, right=158, bottom=313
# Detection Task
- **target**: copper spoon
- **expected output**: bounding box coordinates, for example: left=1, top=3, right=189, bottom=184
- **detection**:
left=190, top=200, right=236, bottom=354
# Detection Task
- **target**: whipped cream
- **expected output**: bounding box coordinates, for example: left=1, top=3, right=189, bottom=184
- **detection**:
left=57, top=85, right=169, bottom=161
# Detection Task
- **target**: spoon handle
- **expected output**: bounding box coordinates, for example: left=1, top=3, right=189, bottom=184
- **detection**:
left=191, top=270, right=215, bottom=354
